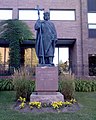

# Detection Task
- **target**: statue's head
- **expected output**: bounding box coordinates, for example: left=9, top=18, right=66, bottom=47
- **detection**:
left=43, top=12, right=50, bottom=21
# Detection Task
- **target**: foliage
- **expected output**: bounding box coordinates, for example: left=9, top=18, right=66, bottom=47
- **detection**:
left=75, top=80, right=96, bottom=92
left=0, top=79, right=14, bottom=91
left=18, top=96, right=26, bottom=109
left=59, top=72, right=75, bottom=81
left=0, top=19, right=34, bottom=70
left=18, top=96, right=26, bottom=103
left=58, top=61, right=69, bottom=75
left=58, top=79, right=75, bottom=100
left=18, top=96, right=76, bottom=111
left=58, top=73, right=75, bottom=100
left=51, top=101, right=73, bottom=110
left=29, top=101, right=42, bottom=109
left=0, top=52, right=2, bottom=63
left=13, top=68, right=35, bottom=100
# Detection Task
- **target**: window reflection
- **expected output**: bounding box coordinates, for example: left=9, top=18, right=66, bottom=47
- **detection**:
left=54, top=47, right=69, bottom=65
left=50, top=10, right=75, bottom=20
left=0, top=10, right=12, bottom=20
left=0, top=47, right=9, bottom=64
left=19, top=10, right=44, bottom=20
left=24, top=48, right=38, bottom=67
left=88, top=13, right=96, bottom=29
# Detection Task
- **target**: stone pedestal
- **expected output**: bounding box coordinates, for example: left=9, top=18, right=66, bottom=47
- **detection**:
left=36, top=66, right=58, bottom=92
left=30, top=92, right=64, bottom=104
left=30, top=66, right=64, bottom=103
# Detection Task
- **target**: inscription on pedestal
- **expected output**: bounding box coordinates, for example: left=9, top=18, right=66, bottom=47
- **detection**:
left=36, top=67, right=58, bottom=92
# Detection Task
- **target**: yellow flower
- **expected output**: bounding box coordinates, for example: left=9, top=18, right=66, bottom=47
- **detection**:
left=30, top=106, right=33, bottom=109
left=51, top=101, right=63, bottom=109
left=63, top=101, right=72, bottom=105
left=29, top=101, right=42, bottom=109
left=23, top=98, right=26, bottom=102
left=18, top=97, right=26, bottom=103
left=18, top=96, right=23, bottom=102
left=19, top=102, right=25, bottom=109
left=70, top=98, right=77, bottom=103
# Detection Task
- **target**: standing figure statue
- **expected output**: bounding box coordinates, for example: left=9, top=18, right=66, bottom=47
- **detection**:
left=34, top=11, right=57, bottom=66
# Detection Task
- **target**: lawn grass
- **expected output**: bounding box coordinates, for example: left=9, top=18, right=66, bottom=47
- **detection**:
left=0, top=91, right=96, bottom=120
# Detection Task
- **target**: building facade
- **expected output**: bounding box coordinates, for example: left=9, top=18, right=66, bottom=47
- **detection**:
left=0, top=0, right=96, bottom=78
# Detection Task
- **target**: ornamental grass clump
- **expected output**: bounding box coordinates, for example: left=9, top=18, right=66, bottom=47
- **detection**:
left=58, top=79, right=75, bottom=100
left=58, top=73, right=75, bottom=100
left=13, top=68, right=35, bottom=100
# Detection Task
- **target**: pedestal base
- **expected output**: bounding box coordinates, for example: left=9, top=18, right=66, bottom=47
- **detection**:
left=30, top=92, right=64, bottom=104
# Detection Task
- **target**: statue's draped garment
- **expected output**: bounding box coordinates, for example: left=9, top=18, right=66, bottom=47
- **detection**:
left=35, top=20, right=57, bottom=59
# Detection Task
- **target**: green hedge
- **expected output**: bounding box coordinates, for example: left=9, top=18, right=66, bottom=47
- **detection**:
left=75, top=80, right=96, bottom=92
left=0, top=79, right=14, bottom=91
left=0, top=78, right=96, bottom=95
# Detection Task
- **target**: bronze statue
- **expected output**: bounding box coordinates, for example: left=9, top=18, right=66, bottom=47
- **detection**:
left=34, top=8, right=57, bottom=66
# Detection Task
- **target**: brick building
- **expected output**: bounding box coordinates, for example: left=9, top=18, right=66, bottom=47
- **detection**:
left=0, top=0, right=96, bottom=78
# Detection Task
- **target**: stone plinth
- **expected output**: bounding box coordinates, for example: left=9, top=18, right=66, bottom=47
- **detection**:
left=36, top=66, right=58, bottom=92
left=30, top=92, right=64, bottom=104
left=30, top=66, right=64, bottom=103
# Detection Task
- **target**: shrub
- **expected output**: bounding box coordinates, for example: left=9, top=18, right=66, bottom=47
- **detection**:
left=13, top=69, right=35, bottom=100
left=0, top=79, right=14, bottom=91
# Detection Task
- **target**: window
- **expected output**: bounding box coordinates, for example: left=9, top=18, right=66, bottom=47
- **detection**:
left=88, top=13, right=96, bottom=37
left=50, top=10, right=75, bottom=20
left=89, top=29, right=96, bottom=38
left=24, top=48, right=38, bottom=67
left=53, top=47, right=69, bottom=65
left=19, top=9, right=44, bottom=20
left=89, top=24, right=96, bottom=29
left=88, top=13, right=96, bottom=24
left=53, top=48, right=58, bottom=65
left=0, top=9, right=12, bottom=20
left=89, top=54, right=96, bottom=76
left=88, top=0, right=96, bottom=12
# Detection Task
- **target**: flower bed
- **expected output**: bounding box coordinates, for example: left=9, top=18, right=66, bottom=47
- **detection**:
left=13, top=97, right=80, bottom=113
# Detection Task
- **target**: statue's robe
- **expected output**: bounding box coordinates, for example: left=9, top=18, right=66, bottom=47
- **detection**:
left=35, top=20, right=57, bottom=59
